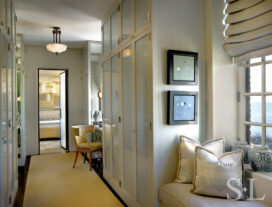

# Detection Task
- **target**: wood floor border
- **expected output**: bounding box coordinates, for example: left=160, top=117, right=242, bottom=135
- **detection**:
left=81, top=153, right=128, bottom=207
left=13, top=156, right=31, bottom=207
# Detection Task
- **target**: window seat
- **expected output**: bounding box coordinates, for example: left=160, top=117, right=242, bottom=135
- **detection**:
left=245, top=169, right=272, bottom=206
left=158, top=183, right=268, bottom=207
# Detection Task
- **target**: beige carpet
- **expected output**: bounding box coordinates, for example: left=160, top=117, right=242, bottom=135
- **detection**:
left=23, top=153, right=123, bottom=207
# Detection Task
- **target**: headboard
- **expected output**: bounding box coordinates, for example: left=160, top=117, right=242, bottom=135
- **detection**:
left=39, top=109, right=60, bottom=121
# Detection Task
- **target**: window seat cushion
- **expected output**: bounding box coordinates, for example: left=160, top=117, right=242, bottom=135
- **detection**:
left=158, top=183, right=268, bottom=207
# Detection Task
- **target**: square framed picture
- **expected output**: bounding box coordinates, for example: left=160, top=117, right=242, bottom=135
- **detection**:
left=167, top=91, right=198, bottom=125
left=167, top=50, right=198, bottom=85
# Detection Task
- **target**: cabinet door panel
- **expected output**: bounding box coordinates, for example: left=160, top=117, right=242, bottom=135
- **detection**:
left=103, top=20, right=110, bottom=55
left=1, top=0, right=6, bottom=26
left=111, top=55, right=120, bottom=180
left=7, top=48, right=13, bottom=198
left=103, top=60, right=111, bottom=172
left=11, top=3, right=16, bottom=43
left=111, top=9, right=120, bottom=50
left=1, top=35, right=8, bottom=207
left=135, top=35, right=150, bottom=206
left=135, top=0, right=149, bottom=31
left=7, top=0, right=11, bottom=35
left=122, top=46, right=134, bottom=195
left=122, top=0, right=131, bottom=41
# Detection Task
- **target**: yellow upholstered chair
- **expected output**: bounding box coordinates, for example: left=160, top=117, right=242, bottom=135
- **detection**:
left=72, top=125, right=102, bottom=171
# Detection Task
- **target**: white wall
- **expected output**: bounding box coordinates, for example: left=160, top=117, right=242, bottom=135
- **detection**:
left=24, top=45, right=84, bottom=155
left=210, top=0, right=237, bottom=149
left=152, top=0, right=239, bottom=205
left=152, top=0, right=206, bottom=205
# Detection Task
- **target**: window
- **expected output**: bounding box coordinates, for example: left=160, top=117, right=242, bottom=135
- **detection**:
left=242, top=55, right=272, bottom=149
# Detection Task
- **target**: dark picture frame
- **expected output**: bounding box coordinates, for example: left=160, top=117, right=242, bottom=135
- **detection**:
left=167, top=91, right=198, bottom=125
left=167, top=50, right=198, bottom=85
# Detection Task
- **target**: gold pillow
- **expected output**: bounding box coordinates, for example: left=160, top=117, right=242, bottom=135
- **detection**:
left=192, top=147, right=245, bottom=200
left=175, top=136, right=224, bottom=183
left=75, top=135, right=87, bottom=145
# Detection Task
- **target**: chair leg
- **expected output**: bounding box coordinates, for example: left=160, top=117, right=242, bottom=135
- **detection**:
left=83, top=153, right=87, bottom=163
left=73, top=151, right=79, bottom=168
left=89, top=151, right=92, bottom=171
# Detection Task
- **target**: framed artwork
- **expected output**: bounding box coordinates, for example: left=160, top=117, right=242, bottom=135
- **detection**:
left=167, top=50, right=198, bottom=85
left=167, top=91, right=198, bottom=125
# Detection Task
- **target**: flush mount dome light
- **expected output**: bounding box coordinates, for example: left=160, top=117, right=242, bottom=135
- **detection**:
left=46, top=27, right=67, bottom=55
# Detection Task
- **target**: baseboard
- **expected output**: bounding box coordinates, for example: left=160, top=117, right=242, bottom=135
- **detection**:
left=13, top=156, right=31, bottom=207
left=11, top=180, right=18, bottom=207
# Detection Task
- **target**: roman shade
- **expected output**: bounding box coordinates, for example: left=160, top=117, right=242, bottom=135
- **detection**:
left=223, top=0, right=272, bottom=59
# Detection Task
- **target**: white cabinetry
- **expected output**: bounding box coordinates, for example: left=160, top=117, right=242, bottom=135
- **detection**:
left=0, top=0, right=18, bottom=206
left=101, top=0, right=152, bottom=206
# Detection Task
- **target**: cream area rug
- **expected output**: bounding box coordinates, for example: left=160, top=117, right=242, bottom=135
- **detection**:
left=23, top=153, right=123, bottom=207
left=40, top=140, right=65, bottom=154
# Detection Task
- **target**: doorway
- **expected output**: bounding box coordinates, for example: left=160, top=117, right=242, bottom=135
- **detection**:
left=38, top=69, right=69, bottom=154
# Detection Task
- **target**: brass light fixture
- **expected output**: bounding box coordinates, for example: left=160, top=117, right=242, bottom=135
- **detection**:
left=46, top=27, right=67, bottom=55
left=98, top=91, right=102, bottom=99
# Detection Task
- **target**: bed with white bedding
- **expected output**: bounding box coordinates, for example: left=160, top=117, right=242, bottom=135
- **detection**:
left=39, top=109, right=61, bottom=139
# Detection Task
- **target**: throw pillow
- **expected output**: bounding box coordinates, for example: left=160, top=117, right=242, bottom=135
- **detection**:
left=192, top=147, right=245, bottom=200
left=175, top=136, right=225, bottom=183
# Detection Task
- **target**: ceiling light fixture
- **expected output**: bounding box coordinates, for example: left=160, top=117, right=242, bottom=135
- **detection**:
left=46, top=27, right=67, bottom=55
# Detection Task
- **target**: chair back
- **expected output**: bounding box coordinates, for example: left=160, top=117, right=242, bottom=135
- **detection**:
left=72, top=125, right=95, bottom=148
left=75, top=135, right=87, bottom=146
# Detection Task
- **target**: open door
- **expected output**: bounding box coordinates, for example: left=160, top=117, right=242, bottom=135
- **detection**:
left=60, top=72, right=67, bottom=150
left=38, top=69, right=68, bottom=154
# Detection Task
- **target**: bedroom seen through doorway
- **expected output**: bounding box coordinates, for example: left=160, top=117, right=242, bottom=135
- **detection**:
left=38, top=69, right=68, bottom=154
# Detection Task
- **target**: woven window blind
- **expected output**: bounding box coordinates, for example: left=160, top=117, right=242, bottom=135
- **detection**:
left=223, top=0, right=272, bottom=58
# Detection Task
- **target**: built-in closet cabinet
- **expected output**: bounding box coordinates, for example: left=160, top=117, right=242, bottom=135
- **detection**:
left=0, top=0, right=18, bottom=206
left=101, top=0, right=152, bottom=206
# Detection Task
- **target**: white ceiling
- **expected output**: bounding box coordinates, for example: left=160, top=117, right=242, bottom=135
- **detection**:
left=15, top=0, right=114, bottom=48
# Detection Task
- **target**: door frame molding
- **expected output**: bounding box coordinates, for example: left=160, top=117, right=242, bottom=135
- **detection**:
left=37, top=68, right=69, bottom=154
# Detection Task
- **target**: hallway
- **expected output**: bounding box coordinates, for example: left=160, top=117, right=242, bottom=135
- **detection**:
left=23, top=153, right=123, bottom=207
